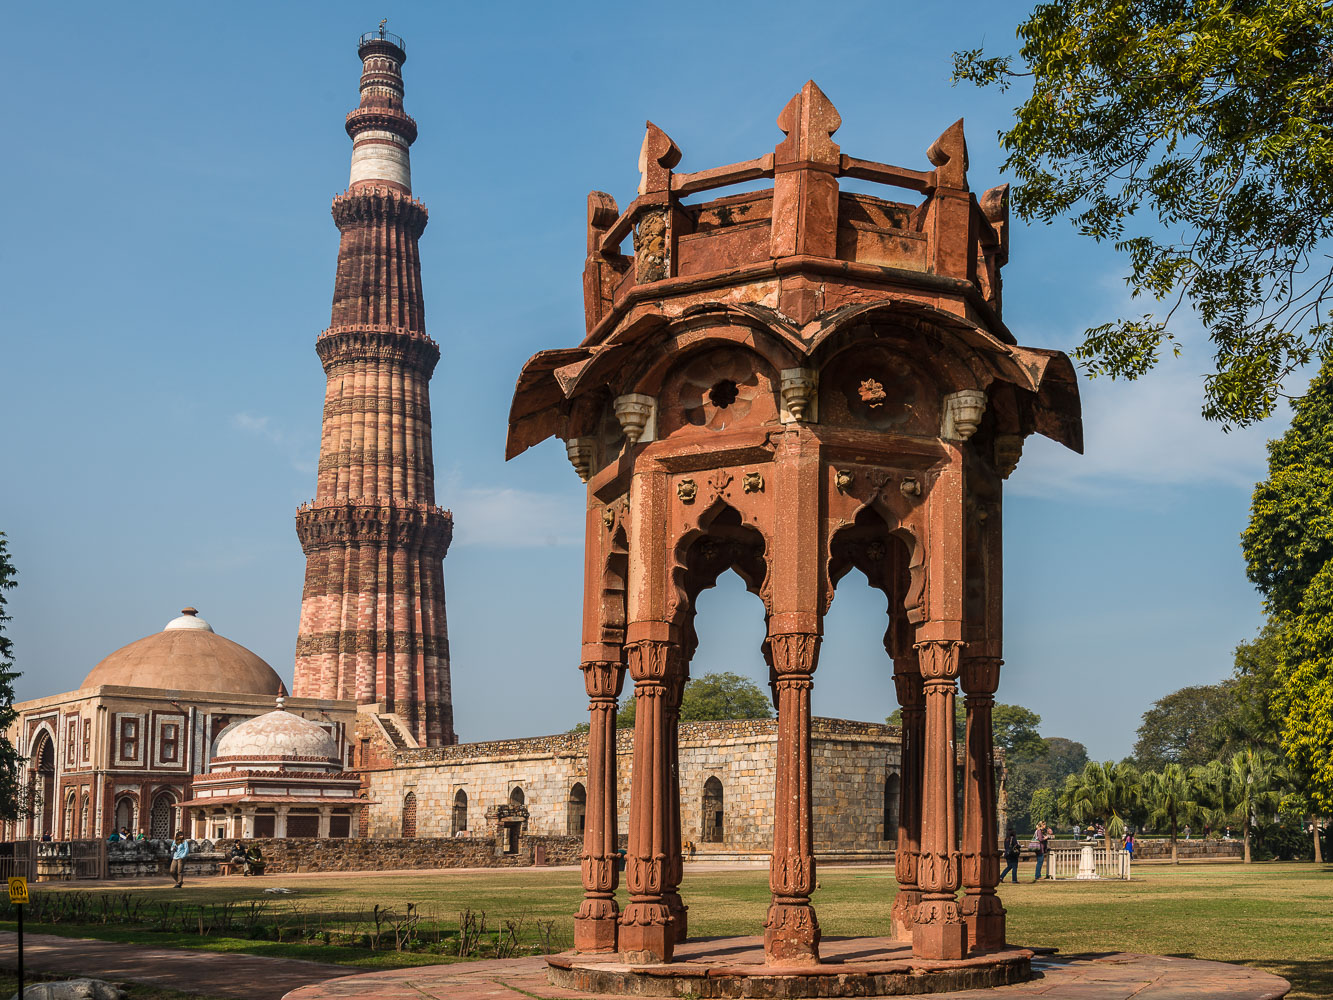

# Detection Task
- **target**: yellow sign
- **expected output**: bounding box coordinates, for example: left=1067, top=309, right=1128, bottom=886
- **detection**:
left=8, top=877, right=27, bottom=904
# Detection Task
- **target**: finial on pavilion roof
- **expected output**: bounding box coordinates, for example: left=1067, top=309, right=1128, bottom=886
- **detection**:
left=775, top=81, right=841, bottom=166
left=637, top=122, right=682, bottom=195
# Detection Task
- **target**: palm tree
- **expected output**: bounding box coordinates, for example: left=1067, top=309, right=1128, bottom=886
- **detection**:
left=1062, top=761, right=1140, bottom=854
left=1191, top=759, right=1240, bottom=839
left=1143, top=763, right=1195, bottom=864
left=1230, top=748, right=1284, bottom=864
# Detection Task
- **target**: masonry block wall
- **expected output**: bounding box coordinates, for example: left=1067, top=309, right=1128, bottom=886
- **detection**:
left=360, top=717, right=903, bottom=856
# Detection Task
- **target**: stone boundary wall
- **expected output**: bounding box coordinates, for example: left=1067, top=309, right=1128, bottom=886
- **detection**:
left=244, top=835, right=584, bottom=874
left=1133, top=839, right=1243, bottom=860
left=388, top=717, right=903, bottom=766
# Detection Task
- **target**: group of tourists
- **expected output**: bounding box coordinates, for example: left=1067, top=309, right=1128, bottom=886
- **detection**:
left=997, top=820, right=1136, bottom=882
left=105, top=826, right=146, bottom=843
left=166, top=831, right=266, bottom=887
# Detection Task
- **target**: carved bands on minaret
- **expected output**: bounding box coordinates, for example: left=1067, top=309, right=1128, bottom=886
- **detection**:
left=332, top=188, right=427, bottom=235
left=295, top=502, right=453, bottom=557
left=315, top=326, right=440, bottom=374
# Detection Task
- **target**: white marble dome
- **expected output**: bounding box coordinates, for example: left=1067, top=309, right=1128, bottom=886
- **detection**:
left=213, top=700, right=340, bottom=770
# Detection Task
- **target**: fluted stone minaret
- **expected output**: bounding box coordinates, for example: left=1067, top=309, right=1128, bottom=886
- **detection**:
left=293, top=29, right=455, bottom=747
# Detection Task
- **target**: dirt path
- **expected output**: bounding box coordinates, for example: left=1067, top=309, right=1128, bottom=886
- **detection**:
left=0, top=930, right=352, bottom=1000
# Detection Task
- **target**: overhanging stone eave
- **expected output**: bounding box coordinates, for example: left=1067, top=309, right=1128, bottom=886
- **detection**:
left=579, top=255, right=1017, bottom=350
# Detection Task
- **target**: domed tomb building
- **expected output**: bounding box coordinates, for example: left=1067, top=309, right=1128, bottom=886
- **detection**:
left=3, top=609, right=358, bottom=842
left=181, top=698, right=366, bottom=840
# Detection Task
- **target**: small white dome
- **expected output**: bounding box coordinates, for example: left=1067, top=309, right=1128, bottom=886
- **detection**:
left=164, top=607, right=214, bottom=632
left=214, top=700, right=339, bottom=768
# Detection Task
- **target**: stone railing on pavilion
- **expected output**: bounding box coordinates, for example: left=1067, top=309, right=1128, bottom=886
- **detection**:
left=579, top=81, right=1008, bottom=338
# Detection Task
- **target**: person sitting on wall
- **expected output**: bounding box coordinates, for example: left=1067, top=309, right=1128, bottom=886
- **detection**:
left=229, top=841, right=248, bottom=872
left=245, top=843, right=266, bottom=876
left=119, top=827, right=131, bottom=841
left=107, top=830, right=121, bottom=843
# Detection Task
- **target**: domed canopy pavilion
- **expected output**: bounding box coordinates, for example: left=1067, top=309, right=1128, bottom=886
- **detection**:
left=181, top=698, right=366, bottom=840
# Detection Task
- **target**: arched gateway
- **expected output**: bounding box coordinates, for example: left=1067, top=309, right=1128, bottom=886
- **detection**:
left=508, top=83, right=1082, bottom=967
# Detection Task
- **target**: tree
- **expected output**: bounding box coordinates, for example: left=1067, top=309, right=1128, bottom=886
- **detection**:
left=1221, top=626, right=1285, bottom=755
left=1061, top=760, right=1141, bottom=853
left=1243, top=356, right=1333, bottom=813
left=617, top=671, right=773, bottom=729
left=992, top=704, right=1046, bottom=761
left=1230, top=747, right=1285, bottom=863
left=679, top=672, right=773, bottom=722
left=953, top=2, right=1333, bottom=427
left=1006, top=736, right=1089, bottom=835
left=0, top=533, right=21, bottom=820
left=1029, top=786, right=1058, bottom=829
left=1190, top=759, right=1240, bottom=839
left=1142, top=763, right=1196, bottom=864
left=1131, top=683, right=1235, bottom=771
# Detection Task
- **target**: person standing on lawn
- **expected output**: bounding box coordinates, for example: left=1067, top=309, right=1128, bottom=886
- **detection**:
left=1031, top=821, right=1048, bottom=881
left=999, top=827, right=1021, bottom=883
left=170, top=831, right=189, bottom=888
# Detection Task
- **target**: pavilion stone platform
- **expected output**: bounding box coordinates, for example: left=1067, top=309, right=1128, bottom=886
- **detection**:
left=282, top=951, right=1291, bottom=1000
left=547, top=935, right=1032, bottom=997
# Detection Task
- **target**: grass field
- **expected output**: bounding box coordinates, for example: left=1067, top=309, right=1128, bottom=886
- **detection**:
left=3, top=862, right=1329, bottom=998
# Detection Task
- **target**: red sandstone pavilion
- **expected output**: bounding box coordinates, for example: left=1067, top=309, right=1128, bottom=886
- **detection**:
left=508, top=82, right=1083, bottom=978
left=293, top=28, right=455, bottom=748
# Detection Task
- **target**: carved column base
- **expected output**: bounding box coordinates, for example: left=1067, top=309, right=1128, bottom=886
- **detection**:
left=912, top=895, right=967, bottom=961
left=570, top=896, right=615, bottom=960
left=574, top=894, right=620, bottom=953
left=764, top=901, right=821, bottom=965
left=662, top=890, right=688, bottom=943
left=890, top=888, right=921, bottom=942
left=619, top=902, right=675, bottom=964
left=960, top=890, right=1006, bottom=952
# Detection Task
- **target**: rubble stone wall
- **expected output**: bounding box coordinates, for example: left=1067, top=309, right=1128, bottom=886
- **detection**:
left=227, top=835, right=583, bottom=874
left=360, top=717, right=904, bottom=853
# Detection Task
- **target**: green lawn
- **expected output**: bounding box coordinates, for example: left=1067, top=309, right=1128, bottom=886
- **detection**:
left=3, top=862, right=1329, bottom=998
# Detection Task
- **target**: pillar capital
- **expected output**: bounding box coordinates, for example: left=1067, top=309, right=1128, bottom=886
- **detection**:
left=960, top=655, right=1002, bottom=695
left=915, top=638, right=965, bottom=681
left=581, top=659, right=626, bottom=700
left=768, top=631, right=820, bottom=677
left=892, top=670, right=925, bottom=709
left=625, top=639, right=678, bottom=684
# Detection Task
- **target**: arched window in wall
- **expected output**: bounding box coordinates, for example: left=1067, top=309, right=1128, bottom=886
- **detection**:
left=150, top=793, right=174, bottom=839
left=702, top=776, right=724, bottom=844
left=63, top=791, right=76, bottom=841
left=115, top=796, right=135, bottom=836
left=402, top=791, right=418, bottom=838
left=883, top=773, right=900, bottom=842
left=568, top=783, right=587, bottom=837
left=509, top=786, right=525, bottom=807
left=31, top=733, right=56, bottom=839
left=79, top=792, right=90, bottom=838
left=452, top=789, right=468, bottom=835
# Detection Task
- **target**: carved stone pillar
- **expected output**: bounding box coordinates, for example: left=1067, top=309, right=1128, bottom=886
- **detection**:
left=764, top=631, right=821, bottom=965
left=661, top=663, right=688, bottom=942
left=912, top=637, right=967, bottom=960
left=890, top=660, right=924, bottom=941
left=574, top=658, right=626, bottom=953
left=960, top=656, right=1005, bottom=951
left=619, top=638, right=677, bottom=963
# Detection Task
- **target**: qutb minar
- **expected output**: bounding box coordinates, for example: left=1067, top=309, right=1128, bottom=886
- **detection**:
left=293, top=28, right=456, bottom=746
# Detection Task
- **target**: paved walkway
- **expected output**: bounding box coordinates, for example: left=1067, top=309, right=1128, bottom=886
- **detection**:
left=0, top=931, right=353, bottom=1000
left=282, top=948, right=1291, bottom=1000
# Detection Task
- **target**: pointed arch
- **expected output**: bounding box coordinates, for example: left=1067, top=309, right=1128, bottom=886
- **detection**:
left=452, top=788, right=468, bottom=835
left=568, top=782, right=587, bottom=836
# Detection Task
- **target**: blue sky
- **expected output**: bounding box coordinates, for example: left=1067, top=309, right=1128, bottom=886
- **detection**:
left=0, top=2, right=1285, bottom=761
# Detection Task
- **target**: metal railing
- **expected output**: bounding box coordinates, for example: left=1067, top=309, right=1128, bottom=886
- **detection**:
left=1048, top=845, right=1131, bottom=880
left=359, top=30, right=404, bottom=51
